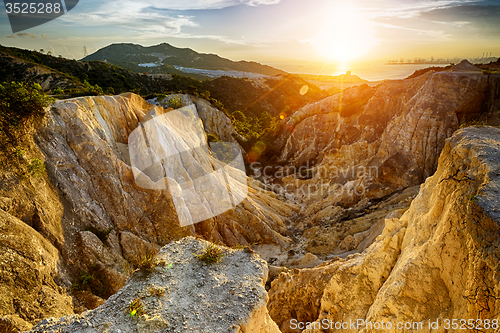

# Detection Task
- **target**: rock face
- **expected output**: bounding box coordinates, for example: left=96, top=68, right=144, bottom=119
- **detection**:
left=147, top=94, right=243, bottom=145
left=27, top=237, right=280, bottom=333
left=3, top=67, right=500, bottom=333
left=277, top=71, right=489, bottom=209
left=0, top=210, right=73, bottom=332
left=0, top=92, right=297, bottom=330
left=268, top=127, right=500, bottom=332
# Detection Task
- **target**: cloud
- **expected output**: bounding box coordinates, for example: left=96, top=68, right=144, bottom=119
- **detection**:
left=418, top=4, right=500, bottom=35
left=419, top=4, right=500, bottom=22
left=143, top=0, right=239, bottom=10
left=80, top=0, right=280, bottom=11
left=239, top=0, right=280, bottom=6
left=61, top=1, right=200, bottom=35
left=5, top=32, right=38, bottom=38
left=17, top=32, right=38, bottom=38
left=58, top=0, right=263, bottom=44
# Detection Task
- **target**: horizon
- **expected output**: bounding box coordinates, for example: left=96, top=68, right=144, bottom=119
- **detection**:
left=1, top=0, right=500, bottom=74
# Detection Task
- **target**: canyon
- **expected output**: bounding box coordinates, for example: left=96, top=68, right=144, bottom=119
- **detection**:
left=0, top=61, right=500, bottom=332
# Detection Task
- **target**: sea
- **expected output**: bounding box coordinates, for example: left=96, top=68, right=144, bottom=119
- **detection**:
left=264, top=61, right=452, bottom=81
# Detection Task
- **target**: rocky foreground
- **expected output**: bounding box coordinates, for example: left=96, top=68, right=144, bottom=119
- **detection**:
left=270, top=126, right=500, bottom=332
left=27, top=237, right=280, bottom=333
left=17, top=126, right=500, bottom=333
left=0, top=62, right=500, bottom=332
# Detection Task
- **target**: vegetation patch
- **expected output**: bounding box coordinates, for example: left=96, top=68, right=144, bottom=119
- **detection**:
left=134, top=250, right=163, bottom=276
left=460, top=120, right=488, bottom=128
left=72, top=264, right=110, bottom=298
left=26, top=158, right=46, bottom=178
left=148, top=287, right=165, bottom=297
left=128, top=297, right=145, bottom=318
left=0, top=81, right=53, bottom=151
left=194, top=242, right=226, bottom=264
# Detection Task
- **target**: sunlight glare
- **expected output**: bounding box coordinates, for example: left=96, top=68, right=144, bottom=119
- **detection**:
left=311, top=6, right=376, bottom=62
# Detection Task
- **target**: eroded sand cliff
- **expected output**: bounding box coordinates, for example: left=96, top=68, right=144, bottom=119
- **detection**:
left=1, top=65, right=499, bottom=332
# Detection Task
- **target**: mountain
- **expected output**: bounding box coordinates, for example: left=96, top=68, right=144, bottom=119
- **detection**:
left=82, top=43, right=286, bottom=76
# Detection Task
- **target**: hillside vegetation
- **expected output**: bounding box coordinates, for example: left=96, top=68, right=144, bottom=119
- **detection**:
left=82, top=43, right=286, bottom=76
left=0, top=44, right=328, bottom=164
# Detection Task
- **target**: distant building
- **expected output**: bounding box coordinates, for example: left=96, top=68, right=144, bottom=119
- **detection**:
left=346, top=71, right=351, bottom=76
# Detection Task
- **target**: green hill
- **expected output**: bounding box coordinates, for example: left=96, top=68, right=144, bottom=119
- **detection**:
left=82, top=43, right=286, bottom=76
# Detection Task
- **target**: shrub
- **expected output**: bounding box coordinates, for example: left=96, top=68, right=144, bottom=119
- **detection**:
left=26, top=158, right=46, bottom=178
left=156, top=93, right=167, bottom=102
left=460, top=120, right=487, bottom=128
left=206, top=133, right=219, bottom=143
left=194, top=242, right=225, bottom=264
left=83, top=80, right=104, bottom=95
left=104, top=87, right=115, bottom=95
left=169, top=96, right=184, bottom=109
left=72, top=265, right=109, bottom=298
left=0, top=81, right=53, bottom=149
left=135, top=251, right=162, bottom=275
left=128, top=297, right=145, bottom=318
left=53, top=86, right=64, bottom=95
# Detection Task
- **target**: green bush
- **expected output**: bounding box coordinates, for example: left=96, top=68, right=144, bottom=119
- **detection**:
left=53, top=86, right=64, bottom=95
left=206, top=133, right=219, bottom=143
left=0, top=81, right=53, bottom=149
left=83, top=80, right=104, bottom=95
left=168, top=96, right=184, bottom=109
left=26, top=158, right=45, bottom=178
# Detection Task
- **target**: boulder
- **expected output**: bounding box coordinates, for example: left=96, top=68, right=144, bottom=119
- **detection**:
left=27, top=237, right=280, bottom=333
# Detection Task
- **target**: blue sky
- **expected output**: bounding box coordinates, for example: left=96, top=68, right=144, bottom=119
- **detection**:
left=1, top=0, right=499, bottom=65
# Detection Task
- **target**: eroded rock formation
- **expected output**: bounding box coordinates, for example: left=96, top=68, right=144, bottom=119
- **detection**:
left=27, top=237, right=280, bottom=333
left=278, top=70, right=490, bottom=209
left=1, top=64, right=500, bottom=333
left=268, top=126, right=500, bottom=332
left=0, top=93, right=296, bottom=330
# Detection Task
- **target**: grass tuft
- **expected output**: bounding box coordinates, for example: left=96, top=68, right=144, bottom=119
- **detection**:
left=194, top=242, right=226, bottom=264
left=128, top=297, right=145, bottom=318
left=135, top=251, right=162, bottom=275
left=148, top=287, right=165, bottom=297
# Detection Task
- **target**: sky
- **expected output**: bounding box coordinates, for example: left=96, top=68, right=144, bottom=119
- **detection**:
left=0, top=0, right=499, bottom=68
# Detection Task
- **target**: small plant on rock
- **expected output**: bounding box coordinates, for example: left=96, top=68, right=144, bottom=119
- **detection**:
left=53, top=87, right=64, bottom=95
left=168, top=96, right=184, bottom=109
left=467, top=193, right=478, bottom=202
left=148, top=287, right=165, bottom=297
left=194, top=242, right=226, bottom=264
left=135, top=251, right=162, bottom=275
left=26, top=158, right=45, bottom=178
left=128, top=297, right=145, bottom=318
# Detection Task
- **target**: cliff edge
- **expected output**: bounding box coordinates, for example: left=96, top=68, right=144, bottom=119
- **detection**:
left=269, top=126, right=500, bottom=332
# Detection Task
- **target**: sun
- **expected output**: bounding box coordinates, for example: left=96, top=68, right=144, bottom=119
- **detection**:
left=311, top=6, right=376, bottom=62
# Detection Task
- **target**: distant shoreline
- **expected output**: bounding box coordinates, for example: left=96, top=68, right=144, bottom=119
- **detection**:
left=264, top=62, right=449, bottom=81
